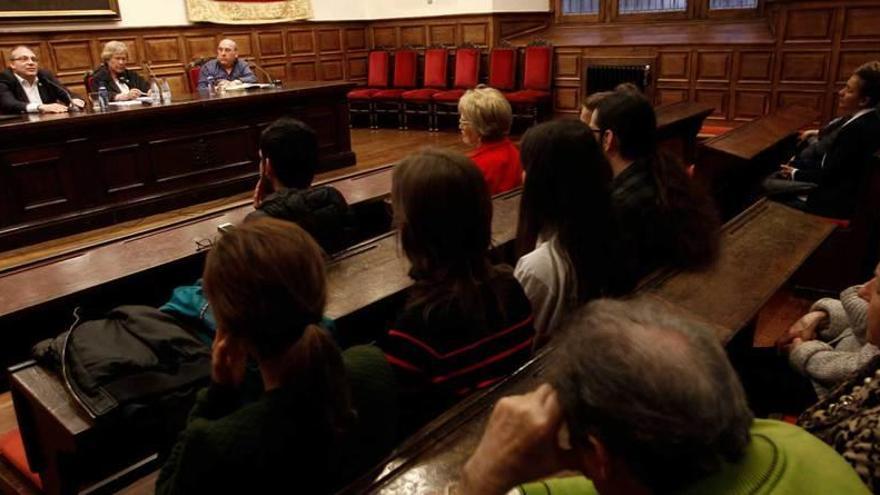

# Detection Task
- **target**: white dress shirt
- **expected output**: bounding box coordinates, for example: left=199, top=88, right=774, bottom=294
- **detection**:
left=14, top=72, right=43, bottom=113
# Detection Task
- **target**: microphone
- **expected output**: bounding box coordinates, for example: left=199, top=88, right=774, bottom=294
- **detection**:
left=144, top=61, right=159, bottom=81
left=248, top=60, right=281, bottom=87
left=41, top=75, right=81, bottom=112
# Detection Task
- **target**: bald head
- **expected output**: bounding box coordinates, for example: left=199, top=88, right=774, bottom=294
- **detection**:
left=8, top=45, right=39, bottom=81
left=217, top=39, right=238, bottom=68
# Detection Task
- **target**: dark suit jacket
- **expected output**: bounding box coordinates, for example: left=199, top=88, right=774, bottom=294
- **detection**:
left=89, top=65, right=150, bottom=99
left=801, top=108, right=880, bottom=219
left=0, top=68, right=72, bottom=114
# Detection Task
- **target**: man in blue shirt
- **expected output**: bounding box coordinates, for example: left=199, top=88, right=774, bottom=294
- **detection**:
left=197, top=39, right=257, bottom=90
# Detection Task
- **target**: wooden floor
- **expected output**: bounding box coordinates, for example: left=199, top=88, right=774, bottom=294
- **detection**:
left=0, top=129, right=467, bottom=272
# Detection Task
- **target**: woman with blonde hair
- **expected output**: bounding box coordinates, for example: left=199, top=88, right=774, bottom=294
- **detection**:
left=458, top=84, right=522, bottom=194
left=90, top=40, right=150, bottom=101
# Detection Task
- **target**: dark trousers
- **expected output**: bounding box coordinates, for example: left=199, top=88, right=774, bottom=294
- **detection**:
left=728, top=346, right=818, bottom=418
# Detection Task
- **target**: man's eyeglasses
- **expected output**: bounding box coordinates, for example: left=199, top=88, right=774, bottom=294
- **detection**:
left=589, top=126, right=603, bottom=137
left=12, top=56, right=38, bottom=63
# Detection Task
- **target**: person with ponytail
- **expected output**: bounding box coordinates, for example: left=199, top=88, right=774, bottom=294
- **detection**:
left=514, top=119, right=634, bottom=346
left=157, top=218, right=395, bottom=494
left=383, top=149, right=536, bottom=434
left=590, top=91, right=720, bottom=282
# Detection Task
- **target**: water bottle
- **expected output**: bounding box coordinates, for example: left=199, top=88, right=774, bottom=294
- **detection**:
left=97, top=85, right=109, bottom=111
left=161, top=79, right=172, bottom=103
left=150, top=79, right=161, bottom=103
left=206, top=76, right=215, bottom=97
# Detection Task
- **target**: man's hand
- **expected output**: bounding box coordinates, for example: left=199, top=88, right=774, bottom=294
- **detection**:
left=38, top=103, right=69, bottom=113
left=70, top=98, right=85, bottom=109
left=459, top=384, right=578, bottom=495
left=799, top=129, right=819, bottom=142
left=777, top=310, right=826, bottom=353
left=779, top=164, right=796, bottom=180
left=129, top=88, right=143, bottom=98
left=211, top=329, right=247, bottom=387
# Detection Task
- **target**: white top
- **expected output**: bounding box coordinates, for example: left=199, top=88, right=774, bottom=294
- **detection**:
left=514, top=235, right=576, bottom=347
left=115, top=78, right=130, bottom=96
left=14, top=72, right=42, bottom=113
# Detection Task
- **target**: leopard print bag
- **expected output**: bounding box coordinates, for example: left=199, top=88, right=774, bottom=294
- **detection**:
left=798, top=355, right=880, bottom=492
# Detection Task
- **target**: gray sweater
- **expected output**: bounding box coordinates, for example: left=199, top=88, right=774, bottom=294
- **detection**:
left=789, top=285, right=879, bottom=397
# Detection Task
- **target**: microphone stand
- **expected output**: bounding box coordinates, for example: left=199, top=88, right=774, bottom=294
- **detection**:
left=144, top=61, right=164, bottom=103
left=248, top=60, right=281, bottom=87
left=42, top=76, right=81, bottom=112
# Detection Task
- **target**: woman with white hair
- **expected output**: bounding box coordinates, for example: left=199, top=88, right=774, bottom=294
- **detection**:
left=458, top=84, right=522, bottom=195
left=89, top=40, right=150, bottom=101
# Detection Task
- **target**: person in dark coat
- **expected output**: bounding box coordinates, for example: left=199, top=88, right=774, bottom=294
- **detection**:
left=0, top=45, right=84, bottom=114
left=89, top=41, right=150, bottom=101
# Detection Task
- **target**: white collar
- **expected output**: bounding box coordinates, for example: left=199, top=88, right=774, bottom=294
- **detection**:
left=843, top=108, right=874, bottom=128
left=13, top=71, right=37, bottom=88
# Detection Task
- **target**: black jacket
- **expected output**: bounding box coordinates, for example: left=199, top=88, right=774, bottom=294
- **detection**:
left=246, top=186, right=357, bottom=255
left=0, top=68, right=74, bottom=114
left=89, top=65, right=150, bottom=99
left=801, top=109, right=880, bottom=219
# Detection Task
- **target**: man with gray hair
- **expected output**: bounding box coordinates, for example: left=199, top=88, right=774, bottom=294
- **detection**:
left=458, top=298, right=869, bottom=494
left=197, top=39, right=257, bottom=90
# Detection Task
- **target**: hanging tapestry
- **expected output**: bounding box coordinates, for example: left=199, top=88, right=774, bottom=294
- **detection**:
left=186, top=0, right=311, bottom=24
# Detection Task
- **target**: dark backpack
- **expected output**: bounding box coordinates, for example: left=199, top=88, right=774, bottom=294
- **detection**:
left=32, top=305, right=211, bottom=455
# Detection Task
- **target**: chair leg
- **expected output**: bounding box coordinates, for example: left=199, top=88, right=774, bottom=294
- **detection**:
left=402, top=103, right=409, bottom=130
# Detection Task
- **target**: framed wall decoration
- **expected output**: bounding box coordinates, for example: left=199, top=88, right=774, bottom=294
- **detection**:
left=0, top=0, right=121, bottom=20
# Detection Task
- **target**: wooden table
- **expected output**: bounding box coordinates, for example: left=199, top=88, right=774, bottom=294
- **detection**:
left=695, top=105, right=818, bottom=219
left=655, top=101, right=715, bottom=165
left=0, top=82, right=356, bottom=251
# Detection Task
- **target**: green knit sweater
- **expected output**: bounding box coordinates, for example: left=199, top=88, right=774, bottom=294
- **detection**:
left=518, top=420, right=869, bottom=495
left=155, top=344, right=397, bottom=495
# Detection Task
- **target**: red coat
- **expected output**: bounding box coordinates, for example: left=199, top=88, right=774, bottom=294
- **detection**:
left=469, top=138, right=523, bottom=195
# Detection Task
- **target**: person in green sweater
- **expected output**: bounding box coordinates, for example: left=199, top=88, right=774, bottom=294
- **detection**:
left=156, top=217, right=396, bottom=495
left=458, top=298, right=870, bottom=495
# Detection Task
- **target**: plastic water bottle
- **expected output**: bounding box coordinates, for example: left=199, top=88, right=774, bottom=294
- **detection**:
left=97, top=85, right=109, bottom=111
left=150, top=79, right=161, bottom=103
left=206, top=76, right=215, bottom=96
left=161, top=80, right=172, bottom=103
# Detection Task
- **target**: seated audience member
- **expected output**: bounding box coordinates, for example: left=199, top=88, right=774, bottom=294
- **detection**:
left=778, top=262, right=880, bottom=397
left=458, top=85, right=522, bottom=194
left=197, top=39, right=257, bottom=90
left=90, top=41, right=150, bottom=101
left=383, top=148, right=535, bottom=433
left=614, top=81, right=642, bottom=94
left=0, top=45, right=84, bottom=114
left=775, top=61, right=880, bottom=219
left=578, top=91, right=612, bottom=126
left=459, top=298, right=870, bottom=495
left=157, top=218, right=396, bottom=495
left=514, top=120, right=633, bottom=346
left=591, top=91, right=720, bottom=281
left=249, top=117, right=355, bottom=255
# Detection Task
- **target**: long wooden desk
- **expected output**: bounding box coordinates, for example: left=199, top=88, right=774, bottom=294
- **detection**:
left=0, top=82, right=356, bottom=251
left=655, top=101, right=715, bottom=165
left=341, top=200, right=835, bottom=494
left=695, top=105, right=818, bottom=219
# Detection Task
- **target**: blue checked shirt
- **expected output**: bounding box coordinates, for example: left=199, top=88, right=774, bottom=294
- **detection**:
left=197, top=59, right=257, bottom=89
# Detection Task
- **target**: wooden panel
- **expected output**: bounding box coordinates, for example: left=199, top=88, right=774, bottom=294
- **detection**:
left=556, top=53, right=579, bottom=78
left=733, top=90, right=769, bottom=121
left=257, top=31, right=284, bottom=57
left=97, top=144, right=147, bottom=199
left=96, top=36, right=140, bottom=64
left=779, top=51, right=829, bottom=83
left=318, top=29, right=342, bottom=53
left=262, top=62, right=288, bottom=82
left=554, top=87, right=578, bottom=110
left=429, top=24, right=457, bottom=46
left=155, top=71, right=187, bottom=96
left=696, top=51, right=731, bottom=82
left=288, top=30, right=315, bottom=55
left=784, top=9, right=834, bottom=42
left=320, top=59, right=344, bottom=81
left=185, top=35, right=216, bottom=60
left=777, top=91, right=825, bottom=115
left=843, top=7, right=880, bottom=40
left=50, top=41, right=94, bottom=73
left=695, top=89, right=728, bottom=119
left=224, top=33, right=253, bottom=56
left=400, top=26, right=427, bottom=48
left=149, top=127, right=251, bottom=184
left=658, top=51, right=689, bottom=82
left=4, top=148, right=72, bottom=217
left=461, top=23, right=489, bottom=46
left=373, top=27, right=397, bottom=48
left=290, top=60, right=317, bottom=81
left=143, top=37, right=182, bottom=64
left=655, top=88, right=688, bottom=106
left=837, top=51, right=880, bottom=82
left=737, top=51, right=773, bottom=83
left=345, top=28, right=367, bottom=51
left=348, top=57, right=368, bottom=79
left=498, top=19, right=547, bottom=40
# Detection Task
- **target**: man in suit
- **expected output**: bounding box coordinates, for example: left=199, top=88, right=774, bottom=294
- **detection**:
left=0, top=45, right=84, bottom=114
left=777, top=61, right=880, bottom=218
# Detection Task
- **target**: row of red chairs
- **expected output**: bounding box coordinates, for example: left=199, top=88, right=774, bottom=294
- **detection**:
left=347, top=45, right=553, bottom=131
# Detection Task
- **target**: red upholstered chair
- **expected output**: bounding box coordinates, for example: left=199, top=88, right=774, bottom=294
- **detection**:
left=185, top=57, right=211, bottom=94
left=505, top=43, right=554, bottom=127
left=347, top=50, right=391, bottom=128
left=488, top=48, right=517, bottom=92
left=402, top=47, right=449, bottom=131
left=372, top=49, right=419, bottom=129
left=432, top=47, right=482, bottom=128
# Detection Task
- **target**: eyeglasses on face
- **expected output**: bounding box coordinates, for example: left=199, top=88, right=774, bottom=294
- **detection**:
left=12, top=56, right=38, bottom=63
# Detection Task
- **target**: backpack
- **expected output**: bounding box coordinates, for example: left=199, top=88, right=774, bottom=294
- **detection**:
left=32, top=305, right=211, bottom=455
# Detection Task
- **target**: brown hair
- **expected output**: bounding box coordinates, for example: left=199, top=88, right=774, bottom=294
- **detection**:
left=581, top=91, right=614, bottom=112
left=392, top=148, right=494, bottom=313
left=203, top=218, right=352, bottom=429
left=855, top=60, right=880, bottom=107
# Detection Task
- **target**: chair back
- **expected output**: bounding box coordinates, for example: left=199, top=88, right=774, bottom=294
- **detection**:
left=452, top=47, right=481, bottom=89
left=392, top=50, right=418, bottom=89
left=488, top=48, right=517, bottom=91
left=367, top=51, right=391, bottom=88
left=423, top=48, right=449, bottom=89
left=522, top=45, right=553, bottom=91
left=186, top=58, right=211, bottom=93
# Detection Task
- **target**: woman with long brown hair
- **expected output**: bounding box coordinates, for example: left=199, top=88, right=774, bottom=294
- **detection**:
left=383, top=148, right=535, bottom=433
left=157, top=217, right=394, bottom=494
